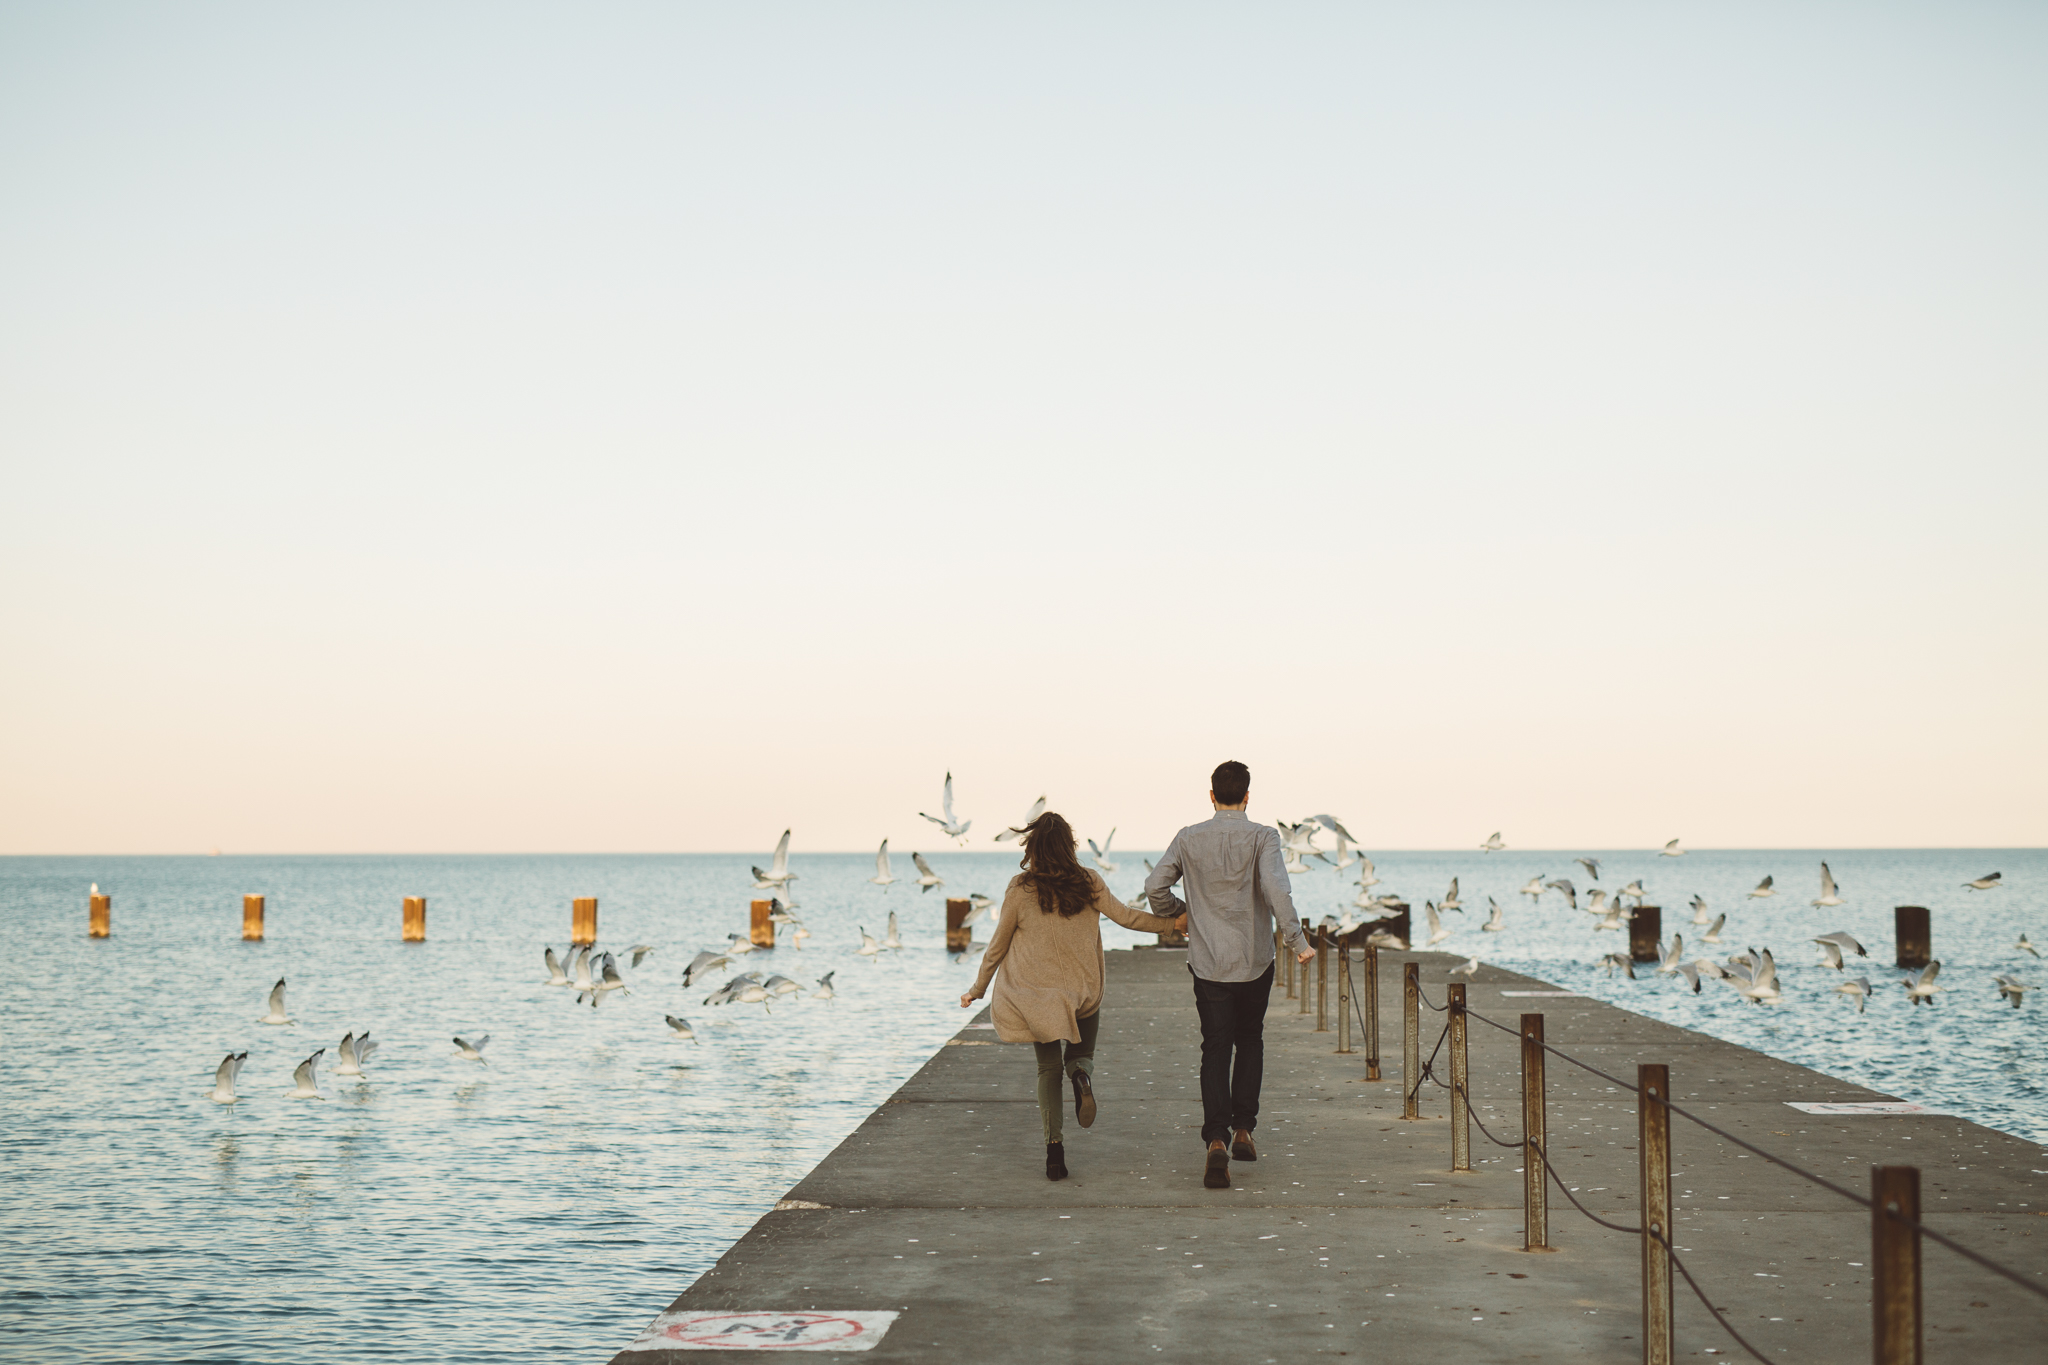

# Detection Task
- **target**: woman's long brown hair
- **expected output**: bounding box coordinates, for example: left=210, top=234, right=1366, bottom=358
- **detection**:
left=1015, top=811, right=1097, bottom=918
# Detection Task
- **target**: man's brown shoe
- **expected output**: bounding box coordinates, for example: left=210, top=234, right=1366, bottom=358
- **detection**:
left=1203, top=1140, right=1231, bottom=1189
left=1231, top=1129, right=1257, bottom=1162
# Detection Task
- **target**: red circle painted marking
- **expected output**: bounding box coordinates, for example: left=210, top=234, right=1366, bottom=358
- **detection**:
left=662, top=1313, right=869, bottom=1347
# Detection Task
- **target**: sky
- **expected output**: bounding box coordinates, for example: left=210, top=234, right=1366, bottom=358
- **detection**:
left=1, top=1, right=2044, bottom=855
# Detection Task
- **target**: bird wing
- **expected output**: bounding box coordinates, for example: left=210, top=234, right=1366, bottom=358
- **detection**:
left=1426, top=904, right=1443, bottom=933
left=912, top=851, right=936, bottom=877
left=1675, top=962, right=1701, bottom=992
left=269, top=979, right=287, bottom=1013
left=1707, top=914, right=1726, bottom=934
left=1819, top=863, right=1837, bottom=898
left=941, top=773, right=956, bottom=823
left=876, top=840, right=891, bottom=876
left=771, top=829, right=791, bottom=876
left=1311, top=814, right=1359, bottom=843
left=214, top=1054, right=238, bottom=1089
left=1921, top=961, right=1941, bottom=985
left=294, top=1052, right=321, bottom=1087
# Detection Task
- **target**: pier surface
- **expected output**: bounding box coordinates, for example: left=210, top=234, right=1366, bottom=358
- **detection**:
left=612, top=949, right=2046, bottom=1361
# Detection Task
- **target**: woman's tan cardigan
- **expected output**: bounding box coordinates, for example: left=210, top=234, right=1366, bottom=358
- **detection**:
left=967, top=871, right=1181, bottom=1044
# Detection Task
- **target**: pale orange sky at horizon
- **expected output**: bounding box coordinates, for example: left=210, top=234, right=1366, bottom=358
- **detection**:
left=2, top=3, right=2043, bottom=856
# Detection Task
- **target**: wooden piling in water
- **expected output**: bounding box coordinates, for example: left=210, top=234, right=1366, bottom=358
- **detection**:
left=1894, top=907, right=1931, bottom=970
left=945, top=898, right=971, bottom=952
left=750, top=900, right=776, bottom=949
left=89, top=893, right=111, bottom=939
left=402, top=896, right=426, bottom=942
left=1872, top=1165, right=1923, bottom=1365
left=572, top=897, right=598, bottom=946
left=1629, top=905, right=1662, bottom=962
left=242, top=895, right=265, bottom=941
left=1639, top=1063, right=1674, bottom=1365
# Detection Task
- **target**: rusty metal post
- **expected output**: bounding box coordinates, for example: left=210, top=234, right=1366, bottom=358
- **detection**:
left=1873, top=1166, right=1922, bottom=1365
left=1629, top=906, right=1662, bottom=963
left=1449, top=982, right=1470, bottom=1171
left=750, top=899, right=776, bottom=949
left=1639, top=1063, right=1673, bottom=1365
left=1364, top=941, right=1382, bottom=1081
left=1402, top=961, right=1421, bottom=1118
left=401, top=896, right=426, bottom=942
left=1285, top=929, right=1298, bottom=997
left=1336, top=937, right=1353, bottom=1053
left=571, top=897, right=598, bottom=946
left=1894, top=907, right=1931, bottom=971
left=945, top=898, right=971, bottom=952
left=1315, top=930, right=1330, bottom=1031
left=1522, top=1013, right=1550, bottom=1250
left=1299, top=929, right=1314, bottom=1015
left=89, top=893, right=111, bottom=939
left=241, top=894, right=265, bottom=941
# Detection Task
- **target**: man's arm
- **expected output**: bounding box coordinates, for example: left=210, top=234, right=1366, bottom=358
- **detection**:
left=1257, top=827, right=1313, bottom=958
left=1145, top=834, right=1188, bottom=918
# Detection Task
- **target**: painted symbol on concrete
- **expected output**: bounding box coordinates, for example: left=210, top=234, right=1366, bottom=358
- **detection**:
left=1783, top=1102, right=1950, bottom=1116
left=623, top=1310, right=899, bottom=1352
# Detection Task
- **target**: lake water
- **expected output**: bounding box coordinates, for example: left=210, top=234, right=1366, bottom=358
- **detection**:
left=1, top=846, right=2040, bottom=1363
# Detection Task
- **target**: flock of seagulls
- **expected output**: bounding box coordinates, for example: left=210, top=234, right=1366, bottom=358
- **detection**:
left=207, top=979, right=392, bottom=1103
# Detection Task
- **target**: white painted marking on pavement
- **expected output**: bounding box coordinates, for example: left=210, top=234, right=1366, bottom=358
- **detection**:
left=622, top=1311, right=899, bottom=1352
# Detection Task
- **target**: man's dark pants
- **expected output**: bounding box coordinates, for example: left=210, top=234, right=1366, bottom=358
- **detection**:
left=1191, top=962, right=1275, bottom=1143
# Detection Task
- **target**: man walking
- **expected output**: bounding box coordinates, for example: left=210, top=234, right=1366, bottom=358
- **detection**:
left=1144, top=760, right=1316, bottom=1189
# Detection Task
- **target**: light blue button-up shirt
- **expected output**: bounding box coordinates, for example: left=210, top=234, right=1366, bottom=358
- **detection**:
left=1144, top=809, right=1310, bottom=982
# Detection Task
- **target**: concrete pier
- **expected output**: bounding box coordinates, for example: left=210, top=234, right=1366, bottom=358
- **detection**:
left=612, top=949, right=2046, bottom=1362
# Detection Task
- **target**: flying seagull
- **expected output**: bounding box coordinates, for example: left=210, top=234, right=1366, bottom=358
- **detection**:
left=1747, top=876, right=1776, bottom=899
left=664, top=1015, right=698, bottom=1043
left=813, top=971, right=837, bottom=1000
left=856, top=926, right=882, bottom=958
left=1599, top=952, right=1635, bottom=979
left=1309, top=814, right=1359, bottom=844
left=1992, top=974, right=2030, bottom=1009
left=1423, top=902, right=1454, bottom=947
left=883, top=910, right=902, bottom=951
left=1690, top=894, right=1712, bottom=926
left=1733, top=949, right=1781, bottom=1005
left=2017, top=935, right=2041, bottom=959
left=996, top=796, right=1047, bottom=842
left=258, top=979, right=293, bottom=1026
left=629, top=945, right=656, bottom=968
left=1811, top=862, right=1845, bottom=908
left=452, top=1035, right=491, bottom=1063
left=1700, top=914, right=1727, bottom=944
left=1482, top=898, right=1506, bottom=932
left=1087, top=830, right=1119, bottom=875
left=919, top=773, right=972, bottom=842
left=1903, top=962, right=1943, bottom=1007
left=1575, top=857, right=1602, bottom=882
left=1812, top=931, right=1867, bottom=959
left=1655, top=934, right=1686, bottom=976
left=1441, top=878, right=1463, bottom=912
left=1835, top=976, right=1872, bottom=1014
left=1659, top=838, right=1686, bottom=857
left=1355, top=856, right=1380, bottom=890
left=334, top=1031, right=378, bottom=1077
left=208, top=1051, right=248, bottom=1104
left=870, top=840, right=897, bottom=888
left=1963, top=872, right=2003, bottom=891
left=751, top=829, right=797, bottom=890
left=1448, top=957, right=1480, bottom=978
left=963, top=892, right=997, bottom=925
left=286, top=1049, right=325, bottom=1099
left=1479, top=832, right=1505, bottom=853
left=1519, top=875, right=1546, bottom=900
left=683, top=951, right=731, bottom=987
left=911, top=851, right=945, bottom=894
left=1544, top=879, right=1578, bottom=911
left=543, top=946, right=571, bottom=986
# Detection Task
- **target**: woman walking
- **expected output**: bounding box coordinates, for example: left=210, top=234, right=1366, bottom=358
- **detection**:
left=960, top=811, right=1185, bottom=1180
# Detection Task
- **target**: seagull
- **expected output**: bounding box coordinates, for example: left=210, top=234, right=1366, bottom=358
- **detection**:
left=790, top=918, right=812, bottom=950
left=1480, top=832, right=1506, bottom=853
left=543, top=946, right=571, bottom=986
left=1690, top=894, right=1711, bottom=926
left=1835, top=976, right=1872, bottom=1014
left=813, top=971, right=837, bottom=1000
left=856, top=926, right=882, bottom=958
left=334, top=1031, right=377, bottom=1077
left=1366, top=928, right=1410, bottom=951
left=1583, top=889, right=1611, bottom=917
left=1993, top=974, right=2030, bottom=1008
left=1280, top=820, right=1323, bottom=860
left=285, top=1049, right=325, bottom=1099
left=1616, top=880, right=1646, bottom=903
left=1700, top=914, right=1727, bottom=944
left=734, top=981, right=773, bottom=1012
left=996, top=796, right=1047, bottom=842
left=1903, top=962, right=1943, bottom=1007
left=870, top=840, right=897, bottom=888
left=1815, top=940, right=1847, bottom=971
left=1963, top=872, right=2003, bottom=891
left=1087, top=830, right=1119, bottom=874
left=1671, top=961, right=1704, bottom=993
left=762, top=973, right=803, bottom=998
left=683, top=951, right=731, bottom=987
left=1575, top=857, right=1602, bottom=882
left=1733, top=949, right=1781, bottom=1005
left=664, top=1015, right=698, bottom=1043
left=1812, top=931, right=1867, bottom=960
left=883, top=910, right=902, bottom=951
left=724, top=932, right=758, bottom=957
left=1326, top=834, right=1359, bottom=872
left=91, top=882, right=100, bottom=896
left=258, top=979, right=293, bottom=1026
left=964, top=892, right=997, bottom=925
left=1545, top=879, right=1579, bottom=910
left=911, top=851, right=945, bottom=894
left=919, top=773, right=972, bottom=842
left=1599, top=952, right=1635, bottom=979
left=1812, top=862, right=1845, bottom=908
left=702, top=974, right=760, bottom=1006
left=1448, top=957, right=1479, bottom=978
left=1693, top=958, right=1733, bottom=982
left=1519, top=875, right=1547, bottom=900
left=1440, top=878, right=1463, bottom=913
left=628, top=945, right=656, bottom=968
left=452, top=1035, right=491, bottom=1063
left=1423, top=902, right=1454, bottom=947
left=1747, top=876, right=1776, bottom=899
left=2017, top=935, right=2042, bottom=959
left=207, top=1052, right=248, bottom=1103
left=750, top=829, right=797, bottom=889
left=1482, top=898, right=1506, bottom=933
left=570, top=945, right=598, bottom=991
left=1309, top=814, right=1359, bottom=844
left=1593, top=902, right=1629, bottom=932
left=1659, top=838, right=1686, bottom=857
left=1655, top=934, right=1686, bottom=976
left=1354, top=856, right=1381, bottom=890
left=588, top=952, right=630, bottom=1004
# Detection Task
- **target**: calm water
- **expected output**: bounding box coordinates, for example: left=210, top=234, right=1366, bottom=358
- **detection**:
left=0, top=847, right=2040, bottom=1363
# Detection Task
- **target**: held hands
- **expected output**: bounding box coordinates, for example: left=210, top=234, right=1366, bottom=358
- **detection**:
left=1297, top=947, right=1316, bottom=964
left=959, top=991, right=981, bottom=1009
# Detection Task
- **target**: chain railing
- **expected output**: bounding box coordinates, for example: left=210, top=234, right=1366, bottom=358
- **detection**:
left=1327, top=949, right=2048, bottom=1365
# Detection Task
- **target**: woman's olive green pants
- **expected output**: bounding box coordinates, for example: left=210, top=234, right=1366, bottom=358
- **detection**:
left=1034, top=1011, right=1099, bottom=1144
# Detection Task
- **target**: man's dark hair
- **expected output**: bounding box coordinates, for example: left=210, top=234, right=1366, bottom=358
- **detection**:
left=1211, top=760, right=1250, bottom=806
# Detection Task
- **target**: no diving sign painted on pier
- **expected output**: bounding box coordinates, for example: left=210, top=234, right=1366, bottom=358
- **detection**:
left=624, top=1311, right=899, bottom=1352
